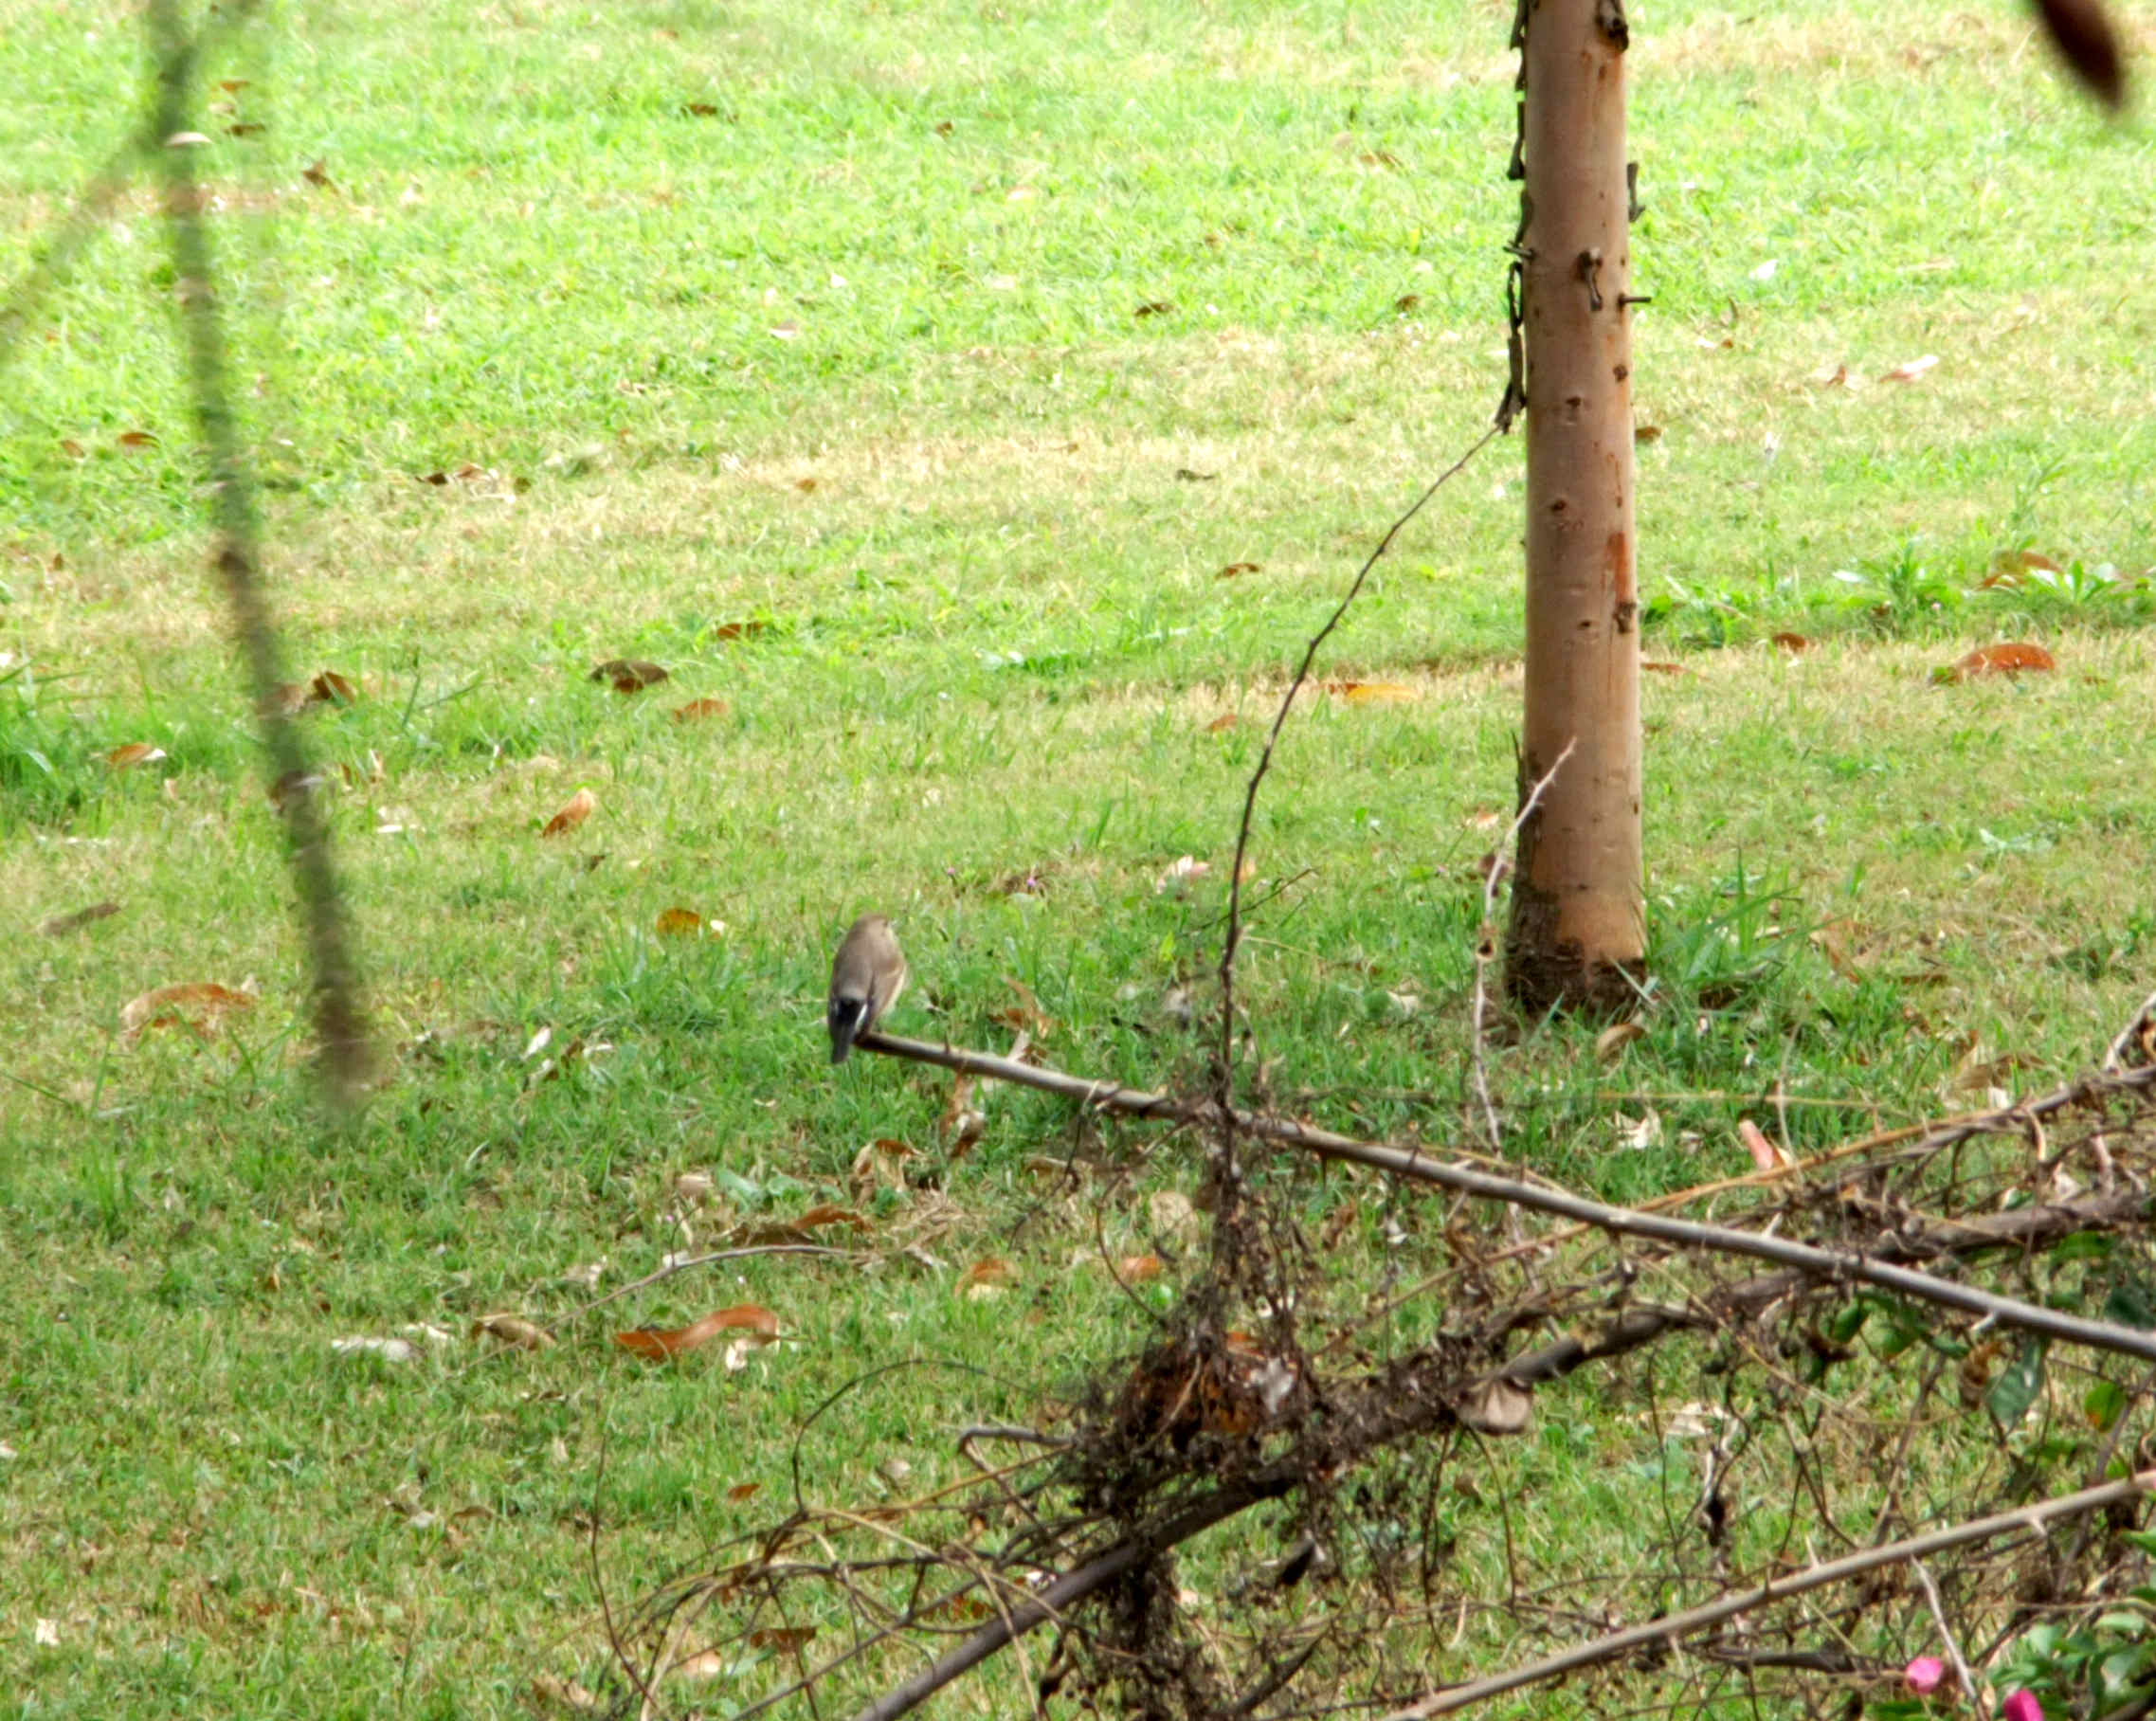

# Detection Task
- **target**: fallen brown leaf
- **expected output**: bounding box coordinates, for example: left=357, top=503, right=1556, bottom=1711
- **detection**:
left=589, top=658, right=669, bottom=693
left=1641, top=661, right=1689, bottom=676
left=1948, top=643, right=2056, bottom=681
left=710, top=620, right=766, bottom=642
left=655, top=907, right=705, bottom=937
left=613, top=1305, right=779, bottom=1360
left=995, top=974, right=1055, bottom=1039
left=1594, top=1021, right=1646, bottom=1062
left=1326, top=680, right=1416, bottom=704
left=472, top=1313, right=555, bottom=1351
left=1216, top=561, right=1261, bottom=578
left=1738, top=1119, right=1795, bottom=1175
left=790, top=1203, right=869, bottom=1233
left=120, top=981, right=255, bottom=1041
left=105, top=741, right=167, bottom=770
left=1205, top=713, right=1239, bottom=733
left=531, top=1674, right=604, bottom=1713
left=850, top=1136, right=915, bottom=1197
left=541, top=788, right=596, bottom=837
left=1770, top=631, right=1813, bottom=655
left=1878, top=353, right=1938, bottom=383
left=117, top=429, right=160, bottom=449
left=670, top=697, right=731, bottom=722
left=956, top=1258, right=1014, bottom=1300
left=309, top=669, right=358, bottom=706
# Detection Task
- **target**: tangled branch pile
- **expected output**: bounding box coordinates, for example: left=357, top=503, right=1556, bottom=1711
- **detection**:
left=600, top=1006, right=2156, bottom=1721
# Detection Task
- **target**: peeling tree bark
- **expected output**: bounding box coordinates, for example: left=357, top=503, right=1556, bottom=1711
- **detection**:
left=1504, top=0, right=1645, bottom=1016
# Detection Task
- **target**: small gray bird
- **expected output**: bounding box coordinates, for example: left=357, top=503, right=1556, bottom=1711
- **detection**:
left=827, top=914, right=907, bottom=1063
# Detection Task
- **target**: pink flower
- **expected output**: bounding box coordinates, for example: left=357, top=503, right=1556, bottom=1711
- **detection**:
left=1904, top=1657, right=1946, bottom=1695
left=2002, top=1692, right=2044, bottom=1721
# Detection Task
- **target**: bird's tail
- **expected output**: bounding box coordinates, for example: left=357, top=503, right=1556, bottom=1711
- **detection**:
left=829, top=998, right=869, bottom=1064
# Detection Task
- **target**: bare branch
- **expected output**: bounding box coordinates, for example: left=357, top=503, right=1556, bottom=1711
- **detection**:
left=1218, top=426, right=1505, bottom=1095
left=1472, top=737, right=1575, bottom=1153
left=853, top=1030, right=2156, bottom=1364
left=1375, top=1470, right=2156, bottom=1719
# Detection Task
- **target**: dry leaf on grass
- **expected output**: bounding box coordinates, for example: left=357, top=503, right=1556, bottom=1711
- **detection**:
left=589, top=658, right=669, bottom=693
left=531, top=1674, right=604, bottom=1712
left=942, top=1074, right=987, bottom=1156
left=994, top=975, right=1055, bottom=1039
left=1641, top=660, right=1690, bottom=676
left=727, top=1481, right=761, bottom=1502
left=309, top=669, right=357, bottom=706
left=850, top=1136, right=915, bottom=1198
left=1205, top=713, right=1239, bottom=733
left=1738, top=1118, right=1796, bottom=1175
left=541, top=788, right=596, bottom=837
left=1946, top=643, right=2056, bottom=681
left=655, top=907, right=705, bottom=937
left=1216, top=561, right=1261, bottom=578
left=40, top=901, right=119, bottom=937
left=120, top=981, right=255, bottom=1041
left=1325, top=680, right=1416, bottom=704
left=117, top=428, right=160, bottom=448
left=1771, top=631, right=1813, bottom=654
left=104, top=742, right=166, bottom=770
left=613, top=1304, right=779, bottom=1360
left=956, top=1258, right=1014, bottom=1300
left=1111, top=1253, right=1165, bottom=1284
left=749, top=1626, right=816, bottom=1653
left=1594, top=1021, right=1646, bottom=1062
left=671, top=697, right=730, bottom=722
left=1878, top=353, right=1939, bottom=383
left=792, top=1203, right=868, bottom=1233
left=472, top=1313, right=555, bottom=1351
left=332, top=1335, right=419, bottom=1365
left=1154, top=855, right=1210, bottom=894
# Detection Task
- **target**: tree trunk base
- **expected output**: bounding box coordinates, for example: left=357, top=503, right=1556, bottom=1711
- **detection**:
left=1504, top=881, right=1646, bottom=1017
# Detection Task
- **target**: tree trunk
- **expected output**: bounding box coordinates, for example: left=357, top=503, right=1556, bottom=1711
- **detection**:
left=1504, top=0, right=1645, bottom=1016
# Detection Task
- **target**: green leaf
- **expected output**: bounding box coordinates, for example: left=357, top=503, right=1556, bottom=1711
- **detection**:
left=2087, top=1379, right=2129, bottom=1432
left=2108, top=1282, right=2156, bottom=1330
left=1988, top=1338, right=2048, bottom=1427
left=1827, top=1301, right=1869, bottom=1345
left=2097, top=1644, right=2153, bottom=1701
left=2052, top=1230, right=2118, bottom=1264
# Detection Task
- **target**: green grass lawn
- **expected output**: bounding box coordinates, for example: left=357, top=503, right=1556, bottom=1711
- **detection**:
left=4, top=0, right=2155, bottom=1713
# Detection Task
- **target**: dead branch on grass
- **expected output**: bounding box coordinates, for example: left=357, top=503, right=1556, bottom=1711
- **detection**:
left=856, top=1029, right=2156, bottom=1365
left=603, top=1022, right=2156, bottom=1721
